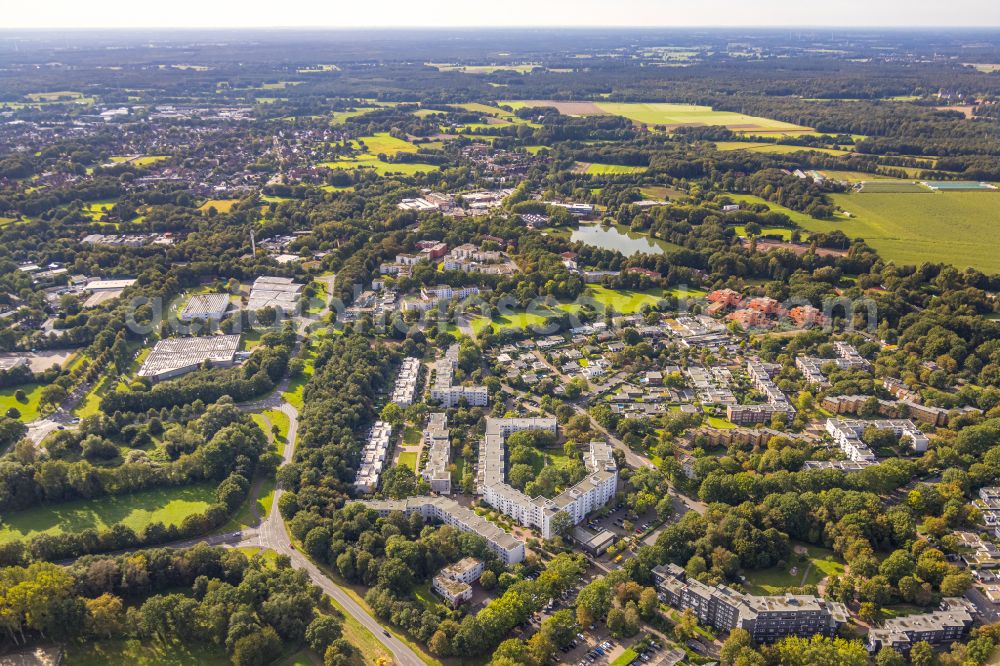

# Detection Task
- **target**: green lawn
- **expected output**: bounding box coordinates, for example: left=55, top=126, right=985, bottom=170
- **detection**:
left=743, top=543, right=845, bottom=595
left=722, top=193, right=820, bottom=226
left=413, top=581, right=449, bottom=613
left=282, top=359, right=314, bottom=410
left=798, top=191, right=1000, bottom=273
left=734, top=226, right=799, bottom=241
left=576, top=162, right=647, bottom=175
left=587, top=285, right=665, bottom=314
left=64, top=638, right=229, bottom=666
left=403, top=426, right=422, bottom=445
left=397, top=451, right=418, bottom=471
left=0, top=482, right=218, bottom=544
left=0, top=383, right=44, bottom=421
left=610, top=648, right=638, bottom=666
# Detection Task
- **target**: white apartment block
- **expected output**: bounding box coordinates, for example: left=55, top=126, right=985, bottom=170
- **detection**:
left=826, top=417, right=929, bottom=464
left=389, top=357, right=422, bottom=407
left=421, top=412, right=452, bottom=494
left=353, top=421, right=393, bottom=493
left=477, top=417, right=618, bottom=539
left=359, top=496, right=525, bottom=565
left=430, top=344, right=488, bottom=407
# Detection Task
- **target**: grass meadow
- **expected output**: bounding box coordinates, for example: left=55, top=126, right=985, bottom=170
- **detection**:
left=799, top=191, right=1000, bottom=273
left=0, top=482, right=218, bottom=544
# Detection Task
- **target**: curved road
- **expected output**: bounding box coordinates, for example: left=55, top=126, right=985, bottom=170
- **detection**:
left=236, top=275, right=424, bottom=666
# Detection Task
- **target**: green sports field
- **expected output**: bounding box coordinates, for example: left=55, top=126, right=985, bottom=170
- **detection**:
left=0, top=482, right=218, bottom=543
left=799, top=191, right=1000, bottom=273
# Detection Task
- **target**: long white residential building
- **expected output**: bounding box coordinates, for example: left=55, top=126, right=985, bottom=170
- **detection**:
left=358, top=496, right=525, bottom=565
left=353, top=421, right=393, bottom=493
left=389, top=357, right=422, bottom=407
left=430, top=344, right=488, bottom=407
left=477, top=417, right=618, bottom=539
left=422, top=412, right=452, bottom=494
left=826, top=417, right=929, bottom=464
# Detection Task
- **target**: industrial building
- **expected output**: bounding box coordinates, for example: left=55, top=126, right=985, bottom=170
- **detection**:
left=247, top=276, right=303, bottom=313
left=137, top=334, right=241, bottom=381
left=179, top=293, right=231, bottom=322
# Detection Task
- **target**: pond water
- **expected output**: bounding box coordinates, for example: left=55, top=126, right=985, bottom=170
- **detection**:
left=570, top=223, right=678, bottom=257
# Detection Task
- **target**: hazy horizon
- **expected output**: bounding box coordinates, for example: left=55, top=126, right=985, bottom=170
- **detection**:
left=5, top=0, right=1000, bottom=30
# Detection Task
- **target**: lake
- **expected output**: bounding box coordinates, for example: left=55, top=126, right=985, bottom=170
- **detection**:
left=570, top=223, right=679, bottom=256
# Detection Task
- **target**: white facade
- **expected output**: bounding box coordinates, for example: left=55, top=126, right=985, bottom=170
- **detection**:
left=477, top=417, right=617, bottom=539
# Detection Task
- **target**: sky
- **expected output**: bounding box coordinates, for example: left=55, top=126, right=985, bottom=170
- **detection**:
left=4, top=0, right=1000, bottom=29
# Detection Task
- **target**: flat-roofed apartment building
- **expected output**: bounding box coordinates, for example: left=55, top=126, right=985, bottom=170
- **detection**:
left=247, top=276, right=303, bottom=313
left=359, top=496, right=525, bottom=565
left=389, top=357, right=421, bottom=407
left=430, top=344, right=488, bottom=407
left=866, top=598, right=976, bottom=653
left=825, top=417, right=929, bottom=463
left=477, top=417, right=618, bottom=539
left=179, top=293, right=231, bottom=322
left=353, top=421, right=393, bottom=494
left=421, top=412, right=452, bottom=494
left=652, top=563, right=848, bottom=643
left=137, top=334, right=241, bottom=381
left=432, top=557, right=484, bottom=607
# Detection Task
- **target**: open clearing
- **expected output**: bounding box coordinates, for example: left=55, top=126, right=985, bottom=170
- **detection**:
left=199, top=199, right=240, bottom=213
left=428, top=63, right=539, bottom=74
left=797, top=191, right=1000, bottom=273
left=743, top=543, right=845, bottom=595
left=713, top=141, right=851, bottom=156
left=0, top=383, right=44, bottom=421
left=502, top=100, right=810, bottom=133
left=321, top=132, right=440, bottom=176
left=574, top=162, right=647, bottom=175
left=0, top=482, right=218, bottom=543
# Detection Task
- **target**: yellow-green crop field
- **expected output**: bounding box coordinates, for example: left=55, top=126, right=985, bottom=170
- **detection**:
left=502, top=100, right=811, bottom=133
left=713, top=141, right=851, bottom=156
left=575, top=162, right=647, bottom=175
left=798, top=191, right=1000, bottom=273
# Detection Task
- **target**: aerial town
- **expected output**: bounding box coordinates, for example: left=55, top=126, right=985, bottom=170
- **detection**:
left=0, top=21, right=999, bottom=666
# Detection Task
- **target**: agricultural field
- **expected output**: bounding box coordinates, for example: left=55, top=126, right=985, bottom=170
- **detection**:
left=713, top=141, right=852, bottom=156
left=797, top=191, right=1000, bottom=273
left=856, top=181, right=930, bottom=193
left=502, top=100, right=811, bottom=133
left=110, top=155, right=169, bottom=167
left=574, top=162, right=647, bottom=175
left=0, top=482, right=218, bottom=544
left=321, top=132, right=440, bottom=176
left=199, top=198, right=240, bottom=213
left=329, top=107, right=379, bottom=124
left=428, top=63, right=539, bottom=74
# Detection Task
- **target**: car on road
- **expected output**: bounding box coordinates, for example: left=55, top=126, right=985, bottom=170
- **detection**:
left=383, top=630, right=391, bottom=637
